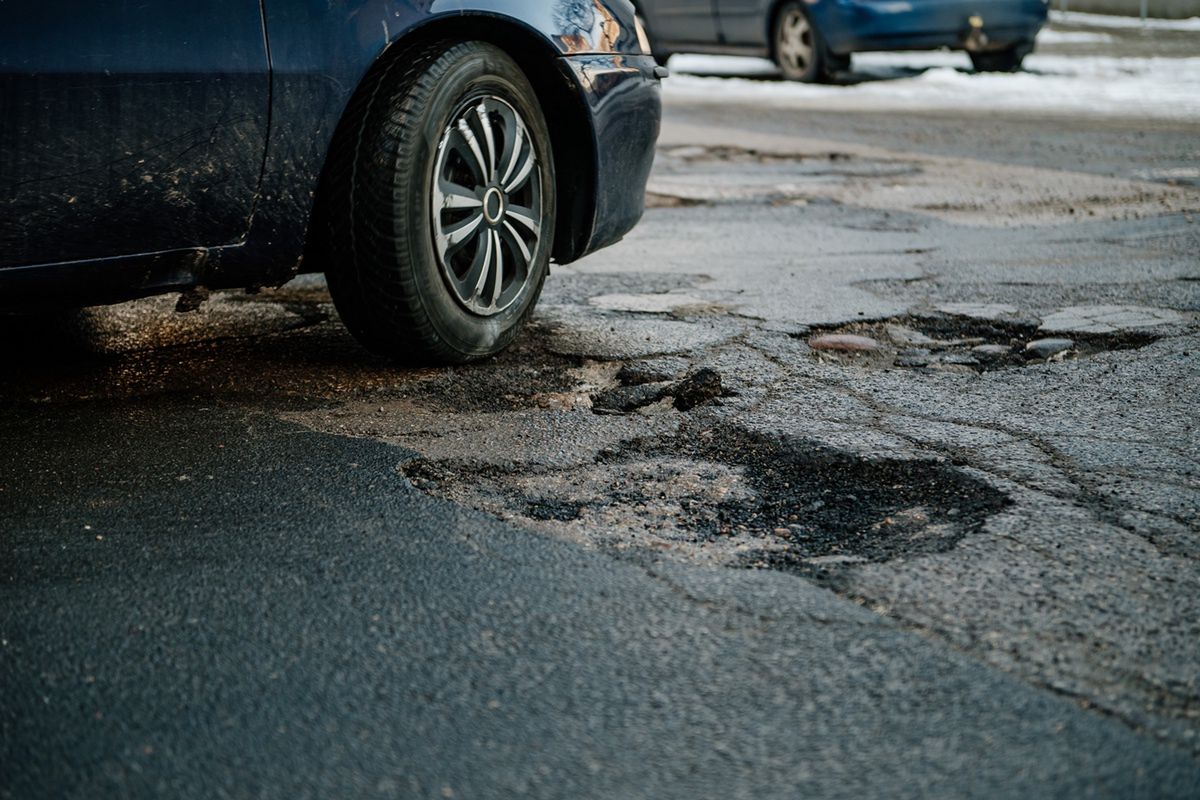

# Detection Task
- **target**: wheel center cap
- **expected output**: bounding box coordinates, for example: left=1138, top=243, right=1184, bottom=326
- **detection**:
left=483, top=187, right=505, bottom=225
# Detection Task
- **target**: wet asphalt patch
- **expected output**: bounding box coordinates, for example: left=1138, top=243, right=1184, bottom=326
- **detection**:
left=624, top=426, right=1011, bottom=582
left=355, top=325, right=590, bottom=414
left=805, top=313, right=1161, bottom=373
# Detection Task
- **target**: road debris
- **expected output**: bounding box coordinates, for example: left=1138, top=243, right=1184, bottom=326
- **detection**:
left=809, top=333, right=882, bottom=352
left=1024, top=338, right=1076, bottom=360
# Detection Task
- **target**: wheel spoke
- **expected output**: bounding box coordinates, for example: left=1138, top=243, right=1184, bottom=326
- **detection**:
left=490, top=229, right=505, bottom=305
left=456, top=119, right=489, bottom=183
left=500, top=115, right=525, bottom=187
left=457, top=229, right=488, bottom=301
left=503, top=141, right=536, bottom=193
left=435, top=178, right=481, bottom=211
left=475, top=101, right=498, bottom=181
left=469, top=228, right=497, bottom=305
left=440, top=211, right=484, bottom=255
left=505, top=204, right=540, bottom=237
left=501, top=219, right=532, bottom=266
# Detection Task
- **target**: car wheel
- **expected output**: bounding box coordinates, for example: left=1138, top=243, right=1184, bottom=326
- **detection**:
left=970, top=46, right=1027, bottom=72
left=773, top=2, right=835, bottom=83
left=318, top=41, right=555, bottom=364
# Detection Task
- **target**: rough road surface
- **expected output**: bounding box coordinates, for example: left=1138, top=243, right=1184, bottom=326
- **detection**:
left=3, top=20, right=1199, bottom=799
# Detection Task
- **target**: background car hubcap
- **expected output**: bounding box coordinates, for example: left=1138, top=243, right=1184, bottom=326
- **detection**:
left=432, top=96, right=542, bottom=317
left=778, top=10, right=814, bottom=74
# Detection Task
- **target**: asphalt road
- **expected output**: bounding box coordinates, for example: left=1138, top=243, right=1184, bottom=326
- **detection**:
left=4, top=21, right=1200, bottom=799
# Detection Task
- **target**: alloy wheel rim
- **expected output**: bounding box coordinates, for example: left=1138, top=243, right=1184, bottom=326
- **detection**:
left=777, top=10, right=814, bottom=74
left=431, top=95, right=541, bottom=317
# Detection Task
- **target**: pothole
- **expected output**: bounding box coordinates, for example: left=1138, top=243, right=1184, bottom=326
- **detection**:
left=661, top=144, right=887, bottom=172
left=400, top=424, right=1010, bottom=584
left=647, top=144, right=922, bottom=207
left=803, top=313, right=1161, bottom=372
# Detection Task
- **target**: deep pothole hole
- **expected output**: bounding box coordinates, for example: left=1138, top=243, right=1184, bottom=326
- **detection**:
left=802, top=313, right=1161, bottom=372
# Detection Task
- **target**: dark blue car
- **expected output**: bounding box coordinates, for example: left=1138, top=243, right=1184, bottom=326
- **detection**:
left=0, top=1, right=664, bottom=363
left=634, top=0, right=1048, bottom=81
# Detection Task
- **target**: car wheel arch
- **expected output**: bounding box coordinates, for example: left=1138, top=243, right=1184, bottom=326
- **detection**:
left=305, top=15, right=597, bottom=272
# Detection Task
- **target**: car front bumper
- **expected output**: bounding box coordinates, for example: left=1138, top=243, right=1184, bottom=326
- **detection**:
left=560, top=53, right=663, bottom=260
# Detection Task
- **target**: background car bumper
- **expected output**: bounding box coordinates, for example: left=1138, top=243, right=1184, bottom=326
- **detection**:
left=561, top=54, right=663, bottom=260
left=814, top=0, right=1049, bottom=54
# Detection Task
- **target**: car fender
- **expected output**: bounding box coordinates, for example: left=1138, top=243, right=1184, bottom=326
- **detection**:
left=216, top=0, right=644, bottom=287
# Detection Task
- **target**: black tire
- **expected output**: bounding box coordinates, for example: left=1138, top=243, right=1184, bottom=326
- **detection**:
left=970, top=45, right=1028, bottom=72
left=826, top=51, right=851, bottom=75
left=772, top=1, right=837, bottom=83
left=315, top=41, right=556, bottom=364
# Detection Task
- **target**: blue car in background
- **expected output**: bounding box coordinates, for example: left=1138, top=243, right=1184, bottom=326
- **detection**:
left=634, top=0, right=1048, bottom=81
left=0, top=1, right=663, bottom=364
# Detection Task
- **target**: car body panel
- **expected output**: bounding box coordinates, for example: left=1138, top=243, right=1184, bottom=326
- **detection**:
left=0, top=1, right=270, bottom=270
left=561, top=54, right=662, bottom=255
left=0, top=0, right=661, bottom=306
left=638, top=1, right=721, bottom=43
left=639, top=0, right=1046, bottom=56
left=715, top=0, right=770, bottom=44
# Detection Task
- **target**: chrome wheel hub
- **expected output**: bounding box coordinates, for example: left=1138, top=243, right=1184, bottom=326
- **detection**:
left=482, top=187, right=505, bottom=225
left=431, top=96, right=542, bottom=317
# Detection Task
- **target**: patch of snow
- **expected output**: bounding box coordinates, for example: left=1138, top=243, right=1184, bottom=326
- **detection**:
left=667, top=54, right=778, bottom=77
left=1036, top=29, right=1114, bottom=43
left=1132, top=166, right=1200, bottom=182
left=664, top=53, right=1200, bottom=120
left=1050, top=10, right=1200, bottom=30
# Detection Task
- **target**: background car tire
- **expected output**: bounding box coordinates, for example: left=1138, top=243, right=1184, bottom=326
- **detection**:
left=316, top=41, right=556, bottom=364
left=773, top=2, right=838, bottom=83
left=970, top=45, right=1028, bottom=72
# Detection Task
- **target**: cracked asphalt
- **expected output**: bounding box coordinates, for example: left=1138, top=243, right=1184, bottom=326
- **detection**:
left=4, top=24, right=1200, bottom=799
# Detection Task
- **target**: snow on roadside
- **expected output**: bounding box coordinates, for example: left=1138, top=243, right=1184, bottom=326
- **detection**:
left=1036, top=29, right=1113, bottom=43
left=664, top=52, right=1200, bottom=120
left=1049, top=10, right=1200, bottom=30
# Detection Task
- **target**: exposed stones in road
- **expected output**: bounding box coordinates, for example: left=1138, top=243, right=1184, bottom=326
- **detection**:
left=804, top=313, right=1161, bottom=372
left=1024, top=337, right=1076, bottom=360
left=808, top=333, right=883, bottom=352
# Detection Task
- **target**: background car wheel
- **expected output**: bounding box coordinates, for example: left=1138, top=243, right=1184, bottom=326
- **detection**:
left=773, top=1, right=837, bottom=83
left=970, top=45, right=1028, bottom=72
left=316, top=41, right=555, bottom=364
